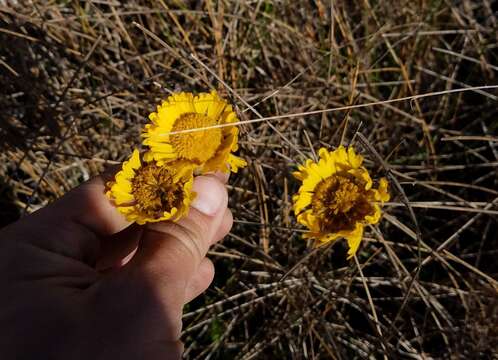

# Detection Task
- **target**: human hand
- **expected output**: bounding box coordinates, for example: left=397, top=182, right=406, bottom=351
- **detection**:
left=0, top=173, right=232, bottom=359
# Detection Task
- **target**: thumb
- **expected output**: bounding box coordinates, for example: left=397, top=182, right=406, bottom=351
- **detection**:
left=129, top=174, right=228, bottom=283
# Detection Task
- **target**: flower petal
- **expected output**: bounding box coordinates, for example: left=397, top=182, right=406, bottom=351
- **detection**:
left=346, top=224, right=364, bottom=259
left=347, top=146, right=363, bottom=169
left=194, top=91, right=228, bottom=119
left=377, top=178, right=390, bottom=202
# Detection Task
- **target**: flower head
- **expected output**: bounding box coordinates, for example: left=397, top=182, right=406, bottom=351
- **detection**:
left=106, top=149, right=195, bottom=225
left=142, top=91, right=246, bottom=173
left=292, top=146, right=390, bottom=258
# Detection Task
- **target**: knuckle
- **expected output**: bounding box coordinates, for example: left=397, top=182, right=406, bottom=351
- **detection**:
left=219, top=182, right=229, bottom=209
left=222, top=209, right=233, bottom=235
left=202, top=258, right=215, bottom=280
left=186, top=210, right=212, bottom=237
left=165, top=221, right=205, bottom=263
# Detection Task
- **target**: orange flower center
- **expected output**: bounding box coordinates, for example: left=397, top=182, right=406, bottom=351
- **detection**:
left=312, top=174, right=373, bottom=232
left=132, top=163, right=184, bottom=217
left=170, top=112, right=222, bottom=163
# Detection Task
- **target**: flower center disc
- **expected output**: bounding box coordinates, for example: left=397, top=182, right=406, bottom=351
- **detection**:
left=131, top=163, right=183, bottom=217
left=312, top=174, right=373, bottom=232
left=170, top=112, right=223, bottom=163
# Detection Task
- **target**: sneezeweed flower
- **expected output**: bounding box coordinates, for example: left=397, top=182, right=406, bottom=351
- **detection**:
left=106, top=149, right=195, bottom=225
left=292, top=146, right=390, bottom=259
left=142, top=91, right=247, bottom=174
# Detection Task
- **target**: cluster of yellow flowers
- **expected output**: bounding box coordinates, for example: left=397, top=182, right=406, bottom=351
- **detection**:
left=106, top=91, right=390, bottom=258
left=106, top=91, right=247, bottom=225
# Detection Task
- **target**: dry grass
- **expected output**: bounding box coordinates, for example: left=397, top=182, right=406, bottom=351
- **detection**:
left=1, top=0, right=498, bottom=358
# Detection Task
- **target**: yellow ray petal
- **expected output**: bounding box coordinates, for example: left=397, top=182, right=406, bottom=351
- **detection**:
left=347, top=146, right=363, bottom=169
left=194, top=91, right=228, bottom=119
left=227, top=154, right=247, bottom=173
left=365, top=204, right=381, bottom=224
left=293, top=191, right=313, bottom=214
left=346, top=224, right=365, bottom=259
left=377, top=178, right=390, bottom=202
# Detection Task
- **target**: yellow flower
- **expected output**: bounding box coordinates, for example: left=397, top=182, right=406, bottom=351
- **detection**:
left=292, top=146, right=390, bottom=258
left=142, top=91, right=247, bottom=174
left=106, top=149, right=195, bottom=225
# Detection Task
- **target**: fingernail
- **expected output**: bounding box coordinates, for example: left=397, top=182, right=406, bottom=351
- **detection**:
left=212, top=171, right=230, bottom=184
left=191, top=176, right=226, bottom=216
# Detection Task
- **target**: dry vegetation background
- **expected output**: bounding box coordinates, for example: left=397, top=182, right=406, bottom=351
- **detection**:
left=1, top=0, right=498, bottom=358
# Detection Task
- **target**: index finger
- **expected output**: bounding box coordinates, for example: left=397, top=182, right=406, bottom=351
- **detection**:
left=1, top=175, right=133, bottom=265
left=56, top=176, right=132, bottom=236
